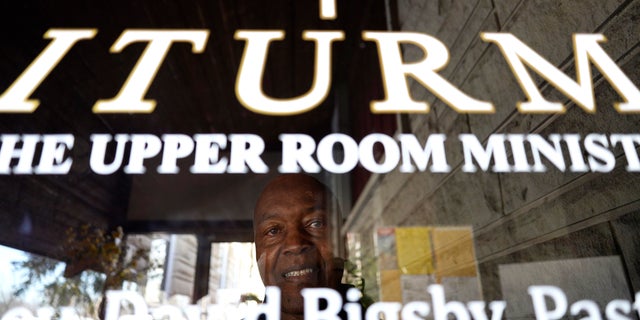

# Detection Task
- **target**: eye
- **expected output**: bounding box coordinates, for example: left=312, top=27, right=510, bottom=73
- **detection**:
left=264, top=226, right=281, bottom=236
left=307, top=219, right=325, bottom=229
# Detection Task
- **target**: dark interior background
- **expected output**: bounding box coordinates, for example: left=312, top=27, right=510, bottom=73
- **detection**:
left=0, top=0, right=396, bottom=261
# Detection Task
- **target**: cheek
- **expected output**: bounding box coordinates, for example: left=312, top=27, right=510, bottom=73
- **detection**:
left=316, top=241, right=335, bottom=269
left=317, top=238, right=334, bottom=258
left=257, top=251, right=280, bottom=285
left=257, top=252, right=266, bottom=279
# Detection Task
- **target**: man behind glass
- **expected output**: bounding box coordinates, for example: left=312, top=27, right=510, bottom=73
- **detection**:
left=253, top=174, right=348, bottom=320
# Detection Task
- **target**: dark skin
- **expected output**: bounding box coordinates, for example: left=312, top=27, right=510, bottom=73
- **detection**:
left=254, top=174, right=342, bottom=320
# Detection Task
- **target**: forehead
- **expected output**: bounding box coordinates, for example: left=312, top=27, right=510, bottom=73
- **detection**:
left=256, top=186, right=328, bottom=214
left=254, top=175, right=330, bottom=220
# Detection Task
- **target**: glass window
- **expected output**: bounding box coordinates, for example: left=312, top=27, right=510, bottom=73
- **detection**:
left=1, top=1, right=638, bottom=319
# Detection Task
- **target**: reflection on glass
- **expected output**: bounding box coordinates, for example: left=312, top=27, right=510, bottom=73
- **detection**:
left=207, top=242, right=264, bottom=304
left=373, top=226, right=480, bottom=303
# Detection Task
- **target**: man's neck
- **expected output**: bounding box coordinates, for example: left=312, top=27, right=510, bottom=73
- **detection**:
left=281, top=312, right=304, bottom=320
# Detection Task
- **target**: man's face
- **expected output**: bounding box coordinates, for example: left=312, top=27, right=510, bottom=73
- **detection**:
left=253, top=175, right=339, bottom=316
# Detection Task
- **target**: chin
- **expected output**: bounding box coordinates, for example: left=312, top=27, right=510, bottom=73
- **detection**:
left=281, top=295, right=305, bottom=315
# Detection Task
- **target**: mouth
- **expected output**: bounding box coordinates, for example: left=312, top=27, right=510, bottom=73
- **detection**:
left=282, top=267, right=315, bottom=279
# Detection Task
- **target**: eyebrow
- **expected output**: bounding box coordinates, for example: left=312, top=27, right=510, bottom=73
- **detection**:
left=258, top=206, right=328, bottom=222
left=258, top=213, right=280, bottom=223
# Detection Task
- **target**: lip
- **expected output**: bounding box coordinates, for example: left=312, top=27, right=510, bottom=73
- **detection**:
left=284, top=268, right=314, bottom=278
left=280, top=265, right=319, bottom=281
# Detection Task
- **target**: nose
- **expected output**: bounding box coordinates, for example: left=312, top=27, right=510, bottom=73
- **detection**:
left=283, top=227, right=312, bottom=255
